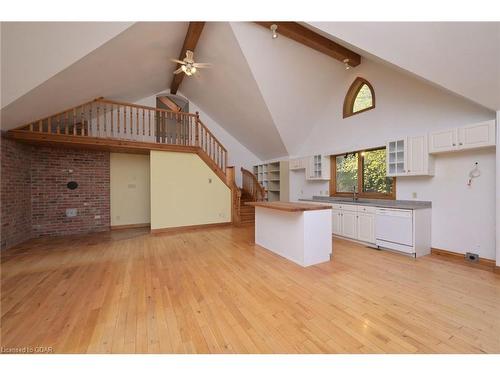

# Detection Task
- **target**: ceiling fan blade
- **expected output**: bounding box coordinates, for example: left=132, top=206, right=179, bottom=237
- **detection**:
left=192, top=63, right=211, bottom=68
left=171, top=59, right=186, bottom=65
left=173, top=67, right=184, bottom=74
left=185, top=50, right=194, bottom=61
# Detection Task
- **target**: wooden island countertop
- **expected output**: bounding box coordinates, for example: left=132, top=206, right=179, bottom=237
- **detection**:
left=245, top=201, right=332, bottom=212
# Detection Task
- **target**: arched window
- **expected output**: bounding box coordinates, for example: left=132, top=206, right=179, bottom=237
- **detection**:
left=343, top=77, right=375, bottom=118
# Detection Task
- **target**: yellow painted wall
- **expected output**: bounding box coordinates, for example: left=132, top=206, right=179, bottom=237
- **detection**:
left=150, top=151, right=231, bottom=230
left=110, top=153, right=150, bottom=226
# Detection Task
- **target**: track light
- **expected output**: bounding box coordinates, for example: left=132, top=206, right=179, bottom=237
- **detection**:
left=343, top=58, right=351, bottom=70
left=270, top=24, right=278, bottom=39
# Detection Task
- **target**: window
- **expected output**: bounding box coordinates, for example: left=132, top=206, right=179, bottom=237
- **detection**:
left=343, top=77, right=375, bottom=118
left=331, top=148, right=395, bottom=199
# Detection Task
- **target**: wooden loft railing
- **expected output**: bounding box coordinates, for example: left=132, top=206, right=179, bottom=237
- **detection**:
left=241, top=167, right=267, bottom=202
left=11, top=98, right=228, bottom=176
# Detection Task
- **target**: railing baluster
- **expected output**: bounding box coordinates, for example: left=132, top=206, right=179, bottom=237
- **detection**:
left=130, top=106, right=133, bottom=137
left=136, top=107, right=139, bottom=137
left=148, top=110, right=151, bottom=138
left=96, top=104, right=100, bottom=136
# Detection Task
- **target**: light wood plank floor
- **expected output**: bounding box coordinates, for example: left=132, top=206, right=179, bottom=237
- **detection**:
left=1, top=226, right=499, bottom=353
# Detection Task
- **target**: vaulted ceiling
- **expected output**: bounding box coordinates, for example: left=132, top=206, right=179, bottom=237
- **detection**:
left=2, top=21, right=497, bottom=161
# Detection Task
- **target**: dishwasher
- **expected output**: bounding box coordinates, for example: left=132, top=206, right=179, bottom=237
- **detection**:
left=375, top=208, right=414, bottom=254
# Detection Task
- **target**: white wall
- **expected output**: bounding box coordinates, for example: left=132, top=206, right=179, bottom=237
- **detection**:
left=497, top=111, right=500, bottom=266
left=134, top=92, right=261, bottom=186
left=397, top=149, right=496, bottom=260
left=1, top=22, right=133, bottom=107
left=284, top=57, right=496, bottom=260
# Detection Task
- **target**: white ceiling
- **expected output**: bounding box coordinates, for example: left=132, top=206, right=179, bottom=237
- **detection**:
left=231, top=22, right=347, bottom=157
left=1, top=22, right=187, bottom=130
left=1, top=21, right=497, bottom=162
left=307, top=22, right=500, bottom=111
left=1, top=22, right=133, bottom=108
left=180, top=22, right=287, bottom=159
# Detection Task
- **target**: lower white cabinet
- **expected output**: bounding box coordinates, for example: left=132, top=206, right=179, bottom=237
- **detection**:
left=357, top=212, right=375, bottom=243
left=331, top=204, right=376, bottom=244
left=332, top=209, right=342, bottom=235
left=341, top=211, right=358, bottom=238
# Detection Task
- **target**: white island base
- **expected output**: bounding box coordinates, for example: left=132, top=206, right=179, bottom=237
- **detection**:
left=248, top=202, right=332, bottom=267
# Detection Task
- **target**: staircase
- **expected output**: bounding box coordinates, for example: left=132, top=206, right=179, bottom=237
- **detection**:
left=237, top=168, right=267, bottom=225
left=239, top=192, right=257, bottom=224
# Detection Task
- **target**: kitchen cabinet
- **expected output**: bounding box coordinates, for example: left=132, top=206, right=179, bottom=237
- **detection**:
left=306, top=155, right=330, bottom=180
left=331, top=204, right=375, bottom=245
left=341, top=211, right=358, bottom=238
left=357, top=212, right=375, bottom=243
left=289, top=158, right=306, bottom=170
left=386, top=136, right=434, bottom=177
left=429, top=120, right=495, bottom=154
left=332, top=209, right=342, bottom=235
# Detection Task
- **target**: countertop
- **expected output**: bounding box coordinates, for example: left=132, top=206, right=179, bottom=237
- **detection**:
left=245, top=201, right=333, bottom=212
left=299, top=196, right=432, bottom=210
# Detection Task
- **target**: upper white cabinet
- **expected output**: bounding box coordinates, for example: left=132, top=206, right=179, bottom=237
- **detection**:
left=289, top=158, right=306, bottom=170
left=429, top=120, right=495, bottom=154
left=290, top=155, right=330, bottom=180
left=306, top=155, right=330, bottom=180
left=386, top=135, right=434, bottom=177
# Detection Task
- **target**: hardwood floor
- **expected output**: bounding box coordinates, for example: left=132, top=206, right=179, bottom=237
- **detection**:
left=1, top=226, right=499, bottom=354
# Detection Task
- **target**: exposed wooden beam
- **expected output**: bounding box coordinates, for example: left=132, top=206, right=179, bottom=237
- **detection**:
left=170, top=22, right=205, bottom=95
left=254, top=22, right=361, bottom=67
left=157, top=96, right=181, bottom=112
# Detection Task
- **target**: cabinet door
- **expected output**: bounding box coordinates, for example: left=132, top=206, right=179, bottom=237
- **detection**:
left=458, top=121, right=495, bottom=150
left=341, top=211, right=358, bottom=239
left=407, top=135, right=427, bottom=175
left=332, top=209, right=342, bottom=235
left=386, top=139, right=406, bottom=176
left=428, top=128, right=457, bottom=153
left=357, top=212, right=375, bottom=244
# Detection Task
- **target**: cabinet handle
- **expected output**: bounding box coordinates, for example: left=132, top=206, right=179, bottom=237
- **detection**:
left=452, top=143, right=456, bottom=146
left=459, top=142, right=463, bottom=145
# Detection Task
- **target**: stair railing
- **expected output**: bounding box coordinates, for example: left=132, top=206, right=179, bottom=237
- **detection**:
left=241, top=167, right=267, bottom=202
left=13, top=97, right=227, bottom=176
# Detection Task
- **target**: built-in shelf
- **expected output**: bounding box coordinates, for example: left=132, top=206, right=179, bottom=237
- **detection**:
left=253, top=161, right=289, bottom=202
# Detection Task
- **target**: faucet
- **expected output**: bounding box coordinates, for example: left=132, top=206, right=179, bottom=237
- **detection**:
left=352, top=186, right=358, bottom=201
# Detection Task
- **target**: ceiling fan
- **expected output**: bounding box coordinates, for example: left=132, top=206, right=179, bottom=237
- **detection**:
left=171, top=50, right=210, bottom=77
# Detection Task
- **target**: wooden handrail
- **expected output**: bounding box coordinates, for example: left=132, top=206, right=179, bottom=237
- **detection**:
left=241, top=167, right=267, bottom=202
left=12, top=97, right=228, bottom=178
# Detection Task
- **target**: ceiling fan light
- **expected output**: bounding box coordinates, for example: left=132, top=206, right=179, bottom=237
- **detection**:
left=181, top=65, right=187, bottom=73
left=191, top=66, right=197, bottom=74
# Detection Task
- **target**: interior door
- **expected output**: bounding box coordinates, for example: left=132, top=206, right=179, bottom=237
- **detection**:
left=341, top=211, right=357, bottom=239
left=332, top=209, right=342, bottom=235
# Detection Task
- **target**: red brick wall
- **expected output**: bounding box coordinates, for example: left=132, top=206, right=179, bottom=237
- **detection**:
left=1, top=137, right=32, bottom=250
left=31, top=146, right=110, bottom=237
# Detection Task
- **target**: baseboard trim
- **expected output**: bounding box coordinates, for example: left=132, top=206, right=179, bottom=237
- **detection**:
left=151, top=222, right=231, bottom=235
left=111, top=223, right=150, bottom=230
left=431, top=247, right=496, bottom=269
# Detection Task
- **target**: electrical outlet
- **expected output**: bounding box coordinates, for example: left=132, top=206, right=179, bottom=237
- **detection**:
left=412, top=192, right=417, bottom=199
left=208, top=178, right=212, bottom=184
left=465, top=252, right=479, bottom=263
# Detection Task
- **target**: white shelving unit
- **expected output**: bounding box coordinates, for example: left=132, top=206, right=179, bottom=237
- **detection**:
left=253, top=161, right=289, bottom=202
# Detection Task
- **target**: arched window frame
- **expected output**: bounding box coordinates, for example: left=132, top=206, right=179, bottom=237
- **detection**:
left=343, top=77, right=376, bottom=118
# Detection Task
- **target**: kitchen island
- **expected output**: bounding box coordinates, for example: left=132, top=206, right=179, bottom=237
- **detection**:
left=245, top=201, right=332, bottom=267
